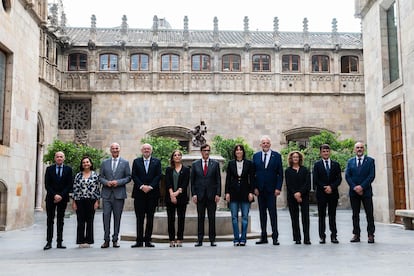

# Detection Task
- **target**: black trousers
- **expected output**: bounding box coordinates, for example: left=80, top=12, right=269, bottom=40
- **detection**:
left=350, top=195, right=375, bottom=236
left=166, top=202, right=187, bottom=241
left=75, top=199, right=96, bottom=244
left=317, top=195, right=338, bottom=239
left=257, top=192, right=278, bottom=241
left=288, top=196, right=310, bottom=242
left=196, top=197, right=216, bottom=242
left=134, top=197, right=157, bottom=243
left=45, top=197, right=67, bottom=243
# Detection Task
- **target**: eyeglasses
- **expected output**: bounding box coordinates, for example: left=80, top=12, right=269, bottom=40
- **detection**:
left=202, top=150, right=210, bottom=152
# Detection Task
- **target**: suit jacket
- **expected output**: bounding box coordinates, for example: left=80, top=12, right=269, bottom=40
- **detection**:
left=313, top=159, right=342, bottom=200
left=345, top=155, right=375, bottom=197
left=164, top=166, right=190, bottom=205
left=44, top=164, right=73, bottom=203
left=252, top=150, right=283, bottom=193
left=131, top=156, right=162, bottom=199
left=191, top=159, right=221, bottom=201
left=99, top=157, right=131, bottom=200
left=225, top=159, right=255, bottom=202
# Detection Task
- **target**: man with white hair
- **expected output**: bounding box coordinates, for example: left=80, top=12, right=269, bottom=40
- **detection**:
left=130, top=143, right=162, bottom=248
left=252, top=136, right=283, bottom=245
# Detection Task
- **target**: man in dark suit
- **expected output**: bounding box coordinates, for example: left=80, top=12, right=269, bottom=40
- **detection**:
left=131, top=143, right=161, bottom=248
left=345, top=142, right=376, bottom=243
left=99, top=142, right=131, bottom=248
left=313, top=144, right=342, bottom=244
left=191, top=143, right=221, bottom=247
left=44, top=151, right=73, bottom=250
left=252, top=136, right=283, bottom=245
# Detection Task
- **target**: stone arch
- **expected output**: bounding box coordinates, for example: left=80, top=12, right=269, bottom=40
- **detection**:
left=0, top=180, right=7, bottom=230
left=282, top=127, right=332, bottom=149
left=146, top=126, right=192, bottom=151
left=35, top=113, right=45, bottom=211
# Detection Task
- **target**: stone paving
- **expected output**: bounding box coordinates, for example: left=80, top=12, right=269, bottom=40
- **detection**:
left=1, top=208, right=414, bottom=276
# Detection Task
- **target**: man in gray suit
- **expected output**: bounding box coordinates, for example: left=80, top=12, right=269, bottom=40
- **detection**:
left=99, top=142, right=131, bottom=248
left=191, top=143, right=221, bottom=247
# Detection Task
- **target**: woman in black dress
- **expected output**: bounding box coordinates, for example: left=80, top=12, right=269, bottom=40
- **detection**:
left=285, top=151, right=311, bottom=245
left=165, top=150, right=190, bottom=247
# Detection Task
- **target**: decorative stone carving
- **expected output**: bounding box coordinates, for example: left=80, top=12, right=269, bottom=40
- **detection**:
left=58, top=100, right=91, bottom=130
left=188, top=121, right=207, bottom=147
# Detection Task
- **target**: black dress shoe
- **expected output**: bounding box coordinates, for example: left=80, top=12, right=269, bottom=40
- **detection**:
left=255, top=239, right=268, bottom=244
left=304, top=240, right=311, bottom=245
left=273, top=240, right=280, bottom=246
left=145, top=242, right=155, bottom=247
left=350, top=235, right=360, bottom=243
left=331, top=238, right=339, bottom=244
left=368, top=235, right=375, bottom=244
left=295, top=240, right=301, bottom=244
left=43, top=242, right=52, bottom=250
left=57, top=243, right=66, bottom=249
left=101, top=241, right=110, bottom=248
left=131, top=242, right=143, bottom=248
left=210, top=242, right=217, bottom=247
left=319, top=238, right=326, bottom=244
left=194, top=241, right=203, bottom=247
left=113, top=241, right=120, bottom=248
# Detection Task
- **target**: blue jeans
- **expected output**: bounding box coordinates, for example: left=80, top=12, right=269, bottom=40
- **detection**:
left=229, top=201, right=250, bottom=243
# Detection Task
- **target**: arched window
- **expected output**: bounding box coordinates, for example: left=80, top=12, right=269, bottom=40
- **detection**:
left=100, top=54, right=118, bottom=71
left=312, top=55, right=330, bottom=72
left=222, top=54, right=241, bottom=72
left=130, top=53, right=149, bottom=71
left=161, top=54, right=180, bottom=71
left=341, top=55, right=359, bottom=73
left=192, top=54, right=210, bottom=71
left=282, top=55, right=300, bottom=72
left=252, top=54, right=270, bottom=72
left=68, top=53, right=87, bottom=71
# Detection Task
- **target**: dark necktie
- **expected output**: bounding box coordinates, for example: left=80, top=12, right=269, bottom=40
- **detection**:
left=263, top=153, right=267, bottom=168
left=357, top=158, right=362, bottom=171
left=325, top=160, right=330, bottom=176
left=203, top=161, right=208, bottom=176
left=57, top=166, right=62, bottom=178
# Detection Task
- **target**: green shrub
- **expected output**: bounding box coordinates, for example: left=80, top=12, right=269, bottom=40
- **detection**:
left=140, top=136, right=185, bottom=173
left=212, top=135, right=254, bottom=171
left=43, top=139, right=108, bottom=175
left=281, top=131, right=356, bottom=171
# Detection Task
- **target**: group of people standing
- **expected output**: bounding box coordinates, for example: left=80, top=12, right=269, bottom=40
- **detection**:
left=43, top=137, right=376, bottom=250
left=284, top=141, right=376, bottom=245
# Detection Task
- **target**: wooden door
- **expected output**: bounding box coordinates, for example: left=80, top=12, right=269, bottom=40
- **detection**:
left=389, top=107, right=406, bottom=223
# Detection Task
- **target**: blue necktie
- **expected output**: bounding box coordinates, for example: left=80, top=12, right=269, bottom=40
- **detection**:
left=57, top=166, right=62, bottom=178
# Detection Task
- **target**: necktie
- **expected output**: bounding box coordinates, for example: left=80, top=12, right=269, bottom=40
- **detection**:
left=112, top=158, right=117, bottom=172
left=263, top=153, right=267, bottom=167
left=203, top=160, right=208, bottom=176
left=357, top=158, right=362, bottom=169
left=145, top=159, right=149, bottom=173
left=325, top=160, right=330, bottom=176
left=57, top=166, right=62, bottom=178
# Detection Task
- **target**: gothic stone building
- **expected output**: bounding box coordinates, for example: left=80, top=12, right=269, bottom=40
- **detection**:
left=1, top=0, right=366, bottom=230
left=356, top=0, right=414, bottom=224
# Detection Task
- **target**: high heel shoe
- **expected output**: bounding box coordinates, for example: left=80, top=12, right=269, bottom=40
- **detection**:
left=169, top=241, right=175, bottom=247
